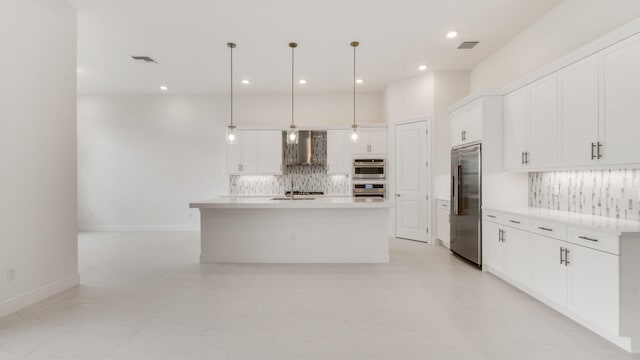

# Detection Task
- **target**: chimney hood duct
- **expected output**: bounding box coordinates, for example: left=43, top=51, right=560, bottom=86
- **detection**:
left=283, top=130, right=326, bottom=166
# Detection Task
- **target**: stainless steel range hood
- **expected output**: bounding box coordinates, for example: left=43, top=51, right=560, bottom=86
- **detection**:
left=283, top=130, right=326, bottom=166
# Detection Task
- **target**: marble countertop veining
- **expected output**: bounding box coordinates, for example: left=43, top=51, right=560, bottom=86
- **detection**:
left=190, top=196, right=390, bottom=209
left=483, top=206, right=640, bottom=235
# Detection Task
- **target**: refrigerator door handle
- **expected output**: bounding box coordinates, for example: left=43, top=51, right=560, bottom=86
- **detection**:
left=454, top=165, right=462, bottom=215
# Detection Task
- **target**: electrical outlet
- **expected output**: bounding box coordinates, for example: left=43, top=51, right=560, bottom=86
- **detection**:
left=6, top=268, right=16, bottom=282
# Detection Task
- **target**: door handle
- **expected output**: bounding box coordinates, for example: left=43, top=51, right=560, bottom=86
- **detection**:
left=454, top=165, right=462, bottom=215
left=560, top=247, right=565, bottom=265
left=564, top=248, right=570, bottom=266
left=521, top=152, right=525, bottom=165
left=591, top=142, right=596, bottom=160
left=597, top=142, right=603, bottom=159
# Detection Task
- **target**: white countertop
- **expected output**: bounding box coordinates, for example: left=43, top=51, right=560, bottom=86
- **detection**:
left=484, top=206, right=640, bottom=235
left=190, top=196, right=390, bottom=209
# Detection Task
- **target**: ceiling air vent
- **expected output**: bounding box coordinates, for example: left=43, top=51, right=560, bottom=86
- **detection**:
left=131, top=56, right=157, bottom=63
left=458, top=41, right=480, bottom=50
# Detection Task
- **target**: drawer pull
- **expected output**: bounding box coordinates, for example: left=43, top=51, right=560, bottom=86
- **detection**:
left=487, top=215, right=496, bottom=218
left=538, top=227, right=553, bottom=232
left=578, top=235, right=598, bottom=242
left=509, top=220, right=521, bottom=224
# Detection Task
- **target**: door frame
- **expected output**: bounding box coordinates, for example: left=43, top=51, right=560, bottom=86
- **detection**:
left=391, top=116, right=432, bottom=244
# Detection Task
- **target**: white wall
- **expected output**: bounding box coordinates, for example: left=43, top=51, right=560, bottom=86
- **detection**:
left=432, top=72, right=469, bottom=199
left=0, top=0, right=78, bottom=317
left=77, top=94, right=383, bottom=230
left=383, top=74, right=434, bottom=123
left=470, top=0, right=640, bottom=91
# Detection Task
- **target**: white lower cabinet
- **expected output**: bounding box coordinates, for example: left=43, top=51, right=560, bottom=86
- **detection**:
left=532, top=233, right=568, bottom=307
left=436, top=200, right=450, bottom=248
left=483, top=211, right=635, bottom=351
left=567, top=243, right=619, bottom=335
left=502, top=226, right=532, bottom=288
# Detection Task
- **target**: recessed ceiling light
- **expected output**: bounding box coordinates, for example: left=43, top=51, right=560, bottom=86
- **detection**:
left=299, top=79, right=307, bottom=84
left=160, top=85, right=168, bottom=91
left=356, top=79, right=364, bottom=84
left=418, top=65, right=428, bottom=71
left=242, top=79, right=250, bottom=85
left=446, top=30, right=459, bottom=39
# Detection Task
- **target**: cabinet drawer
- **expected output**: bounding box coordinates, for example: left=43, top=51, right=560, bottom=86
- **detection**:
left=531, top=220, right=567, bottom=241
left=503, top=214, right=530, bottom=231
left=483, top=211, right=503, bottom=224
left=567, top=227, right=619, bottom=255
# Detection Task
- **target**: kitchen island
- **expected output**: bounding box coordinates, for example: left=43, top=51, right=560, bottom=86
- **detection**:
left=189, top=197, right=390, bottom=263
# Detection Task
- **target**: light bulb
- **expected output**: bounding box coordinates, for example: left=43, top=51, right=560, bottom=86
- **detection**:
left=228, top=133, right=235, bottom=142
left=226, top=126, right=237, bottom=144
left=289, top=133, right=296, bottom=141
left=351, top=132, right=358, bottom=141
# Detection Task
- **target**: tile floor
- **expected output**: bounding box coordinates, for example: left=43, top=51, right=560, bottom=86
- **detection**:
left=1, top=232, right=639, bottom=360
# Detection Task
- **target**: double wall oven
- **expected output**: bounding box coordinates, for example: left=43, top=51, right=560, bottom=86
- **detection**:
left=352, top=159, right=386, bottom=198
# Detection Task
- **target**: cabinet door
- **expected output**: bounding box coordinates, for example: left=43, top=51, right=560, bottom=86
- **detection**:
left=532, top=234, right=567, bottom=307
left=463, top=99, right=483, bottom=144
left=503, top=88, right=529, bottom=171
left=559, top=55, right=600, bottom=167
left=256, top=130, right=283, bottom=174
left=368, top=128, right=388, bottom=154
left=528, top=74, right=559, bottom=169
left=350, top=130, right=369, bottom=155
left=240, top=130, right=257, bottom=173
left=227, top=138, right=243, bottom=175
left=502, top=226, right=532, bottom=288
left=437, top=208, right=450, bottom=247
left=327, top=130, right=350, bottom=175
left=227, top=130, right=256, bottom=174
left=600, top=33, right=640, bottom=166
left=567, top=244, right=620, bottom=335
left=482, top=221, right=503, bottom=273
left=450, top=110, right=465, bottom=147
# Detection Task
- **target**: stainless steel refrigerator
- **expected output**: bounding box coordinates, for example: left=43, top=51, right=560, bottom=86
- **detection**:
left=450, top=144, right=482, bottom=266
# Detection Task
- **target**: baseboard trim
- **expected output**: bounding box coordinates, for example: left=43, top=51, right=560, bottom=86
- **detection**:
left=0, top=274, right=80, bottom=319
left=78, top=225, right=199, bottom=232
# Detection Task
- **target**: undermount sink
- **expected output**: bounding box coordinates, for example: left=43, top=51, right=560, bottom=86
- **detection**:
left=270, top=197, right=315, bottom=201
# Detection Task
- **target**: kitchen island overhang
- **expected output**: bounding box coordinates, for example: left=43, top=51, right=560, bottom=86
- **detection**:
left=190, top=197, right=390, bottom=263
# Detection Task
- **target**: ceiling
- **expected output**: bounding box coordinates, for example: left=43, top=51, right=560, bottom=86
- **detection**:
left=69, top=0, right=562, bottom=95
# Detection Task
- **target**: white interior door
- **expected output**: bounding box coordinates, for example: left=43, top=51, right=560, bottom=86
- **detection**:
left=395, top=121, right=429, bottom=242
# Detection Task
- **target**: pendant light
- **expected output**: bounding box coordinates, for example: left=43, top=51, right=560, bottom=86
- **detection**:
left=226, top=42, right=237, bottom=144
left=286, top=42, right=299, bottom=144
left=350, top=41, right=360, bottom=143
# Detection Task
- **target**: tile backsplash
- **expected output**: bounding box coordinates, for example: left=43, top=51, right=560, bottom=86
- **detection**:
left=230, top=166, right=350, bottom=195
left=529, top=169, right=640, bottom=221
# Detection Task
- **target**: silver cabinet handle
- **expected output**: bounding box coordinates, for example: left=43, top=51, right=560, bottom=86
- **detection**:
left=538, top=227, right=553, bottom=232
left=564, top=248, right=570, bottom=266
left=521, top=152, right=524, bottom=165
left=578, top=235, right=598, bottom=242
left=509, top=219, right=521, bottom=224
left=591, top=142, right=596, bottom=160
left=396, top=194, right=401, bottom=197
left=487, top=215, right=496, bottom=218
left=597, top=142, right=603, bottom=159
left=524, top=152, right=529, bottom=165
left=560, top=247, right=564, bottom=265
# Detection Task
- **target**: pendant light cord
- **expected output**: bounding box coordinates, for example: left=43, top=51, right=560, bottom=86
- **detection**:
left=353, top=43, right=356, bottom=127
left=291, top=44, right=295, bottom=127
left=227, top=42, right=236, bottom=127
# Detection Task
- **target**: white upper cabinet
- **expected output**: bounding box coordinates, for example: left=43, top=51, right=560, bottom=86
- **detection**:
left=599, top=32, right=640, bottom=166
left=504, top=74, right=560, bottom=171
left=528, top=73, right=559, bottom=169
left=450, top=98, right=482, bottom=148
left=559, top=54, right=600, bottom=167
left=326, top=130, right=350, bottom=175
left=504, top=88, right=529, bottom=170
left=256, top=130, right=283, bottom=174
left=226, top=130, right=282, bottom=175
left=350, top=127, right=387, bottom=155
